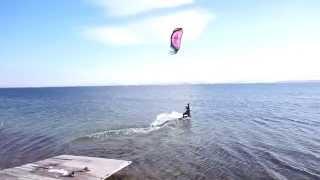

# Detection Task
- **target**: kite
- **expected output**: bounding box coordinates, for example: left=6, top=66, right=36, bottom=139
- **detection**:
left=170, top=28, right=183, bottom=54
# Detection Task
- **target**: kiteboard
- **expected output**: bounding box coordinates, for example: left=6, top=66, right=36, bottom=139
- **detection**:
left=178, top=116, right=191, bottom=121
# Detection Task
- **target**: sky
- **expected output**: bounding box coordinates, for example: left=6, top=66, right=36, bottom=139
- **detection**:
left=1, top=0, right=320, bottom=87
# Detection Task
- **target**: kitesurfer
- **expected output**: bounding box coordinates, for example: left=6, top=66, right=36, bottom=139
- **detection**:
left=183, top=103, right=191, bottom=118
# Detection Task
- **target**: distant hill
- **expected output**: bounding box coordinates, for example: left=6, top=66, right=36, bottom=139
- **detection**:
left=276, top=80, right=320, bottom=84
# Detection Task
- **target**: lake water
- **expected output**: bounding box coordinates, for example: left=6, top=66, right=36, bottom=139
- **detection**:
left=0, top=83, right=319, bottom=179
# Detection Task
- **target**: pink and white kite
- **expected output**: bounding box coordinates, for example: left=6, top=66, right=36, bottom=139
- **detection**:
left=170, top=28, right=183, bottom=54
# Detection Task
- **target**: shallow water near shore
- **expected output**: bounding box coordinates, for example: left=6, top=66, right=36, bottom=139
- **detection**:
left=0, top=83, right=320, bottom=179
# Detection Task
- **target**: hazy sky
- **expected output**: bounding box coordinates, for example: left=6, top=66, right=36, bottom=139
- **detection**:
left=1, top=0, right=320, bottom=87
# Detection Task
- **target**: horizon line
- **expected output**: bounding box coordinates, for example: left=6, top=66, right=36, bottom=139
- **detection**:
left=0, top=80, right=319, bottom=89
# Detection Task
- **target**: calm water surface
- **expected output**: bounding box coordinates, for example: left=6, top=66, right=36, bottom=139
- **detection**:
left=0, top=83, right=320, bottom=180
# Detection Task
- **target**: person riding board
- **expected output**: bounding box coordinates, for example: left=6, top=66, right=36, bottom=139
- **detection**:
left=183, top=103, right=191, bottom=118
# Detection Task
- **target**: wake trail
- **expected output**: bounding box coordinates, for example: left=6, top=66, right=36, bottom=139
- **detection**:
left=86, top=112, right=183, bottom=139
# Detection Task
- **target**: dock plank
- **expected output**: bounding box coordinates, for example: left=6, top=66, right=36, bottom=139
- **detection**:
left=0, top=155, right=131, bottom=180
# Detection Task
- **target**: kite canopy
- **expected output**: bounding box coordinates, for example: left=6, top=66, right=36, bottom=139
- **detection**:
left=170, top=28, right=183, bottom=54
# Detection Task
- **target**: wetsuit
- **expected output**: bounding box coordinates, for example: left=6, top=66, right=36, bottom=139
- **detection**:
left=183, top=104, right=191, bottom=118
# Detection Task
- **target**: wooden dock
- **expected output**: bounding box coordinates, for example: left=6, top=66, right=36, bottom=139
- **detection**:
left=0, top=155, right=131, bottom=180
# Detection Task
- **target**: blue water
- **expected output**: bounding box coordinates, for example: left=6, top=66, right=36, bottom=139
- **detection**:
left=0, top=83, right=320, bottom=180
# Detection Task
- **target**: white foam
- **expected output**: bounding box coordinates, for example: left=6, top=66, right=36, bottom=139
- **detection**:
left=88, top=126, right=161, bottom=138
left=151, top=111, right=182, bottom=127
left=86, top=111, right=183, bottom=139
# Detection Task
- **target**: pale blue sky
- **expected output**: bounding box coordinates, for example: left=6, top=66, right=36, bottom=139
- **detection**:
left=1, top=0, right=320, bottom=87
